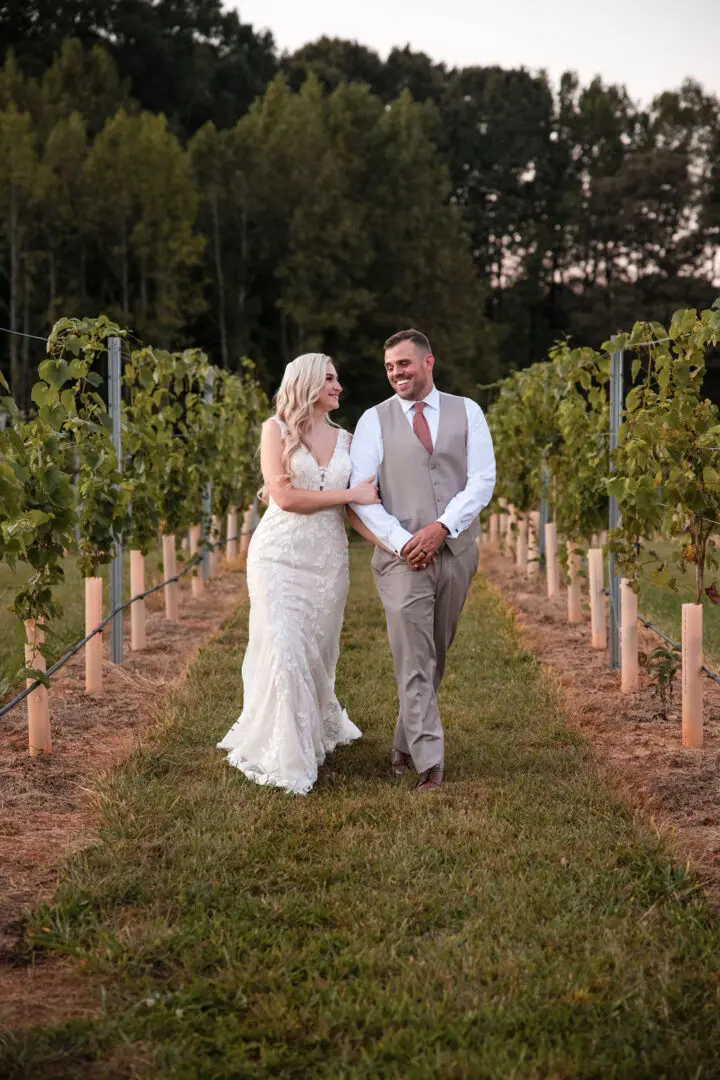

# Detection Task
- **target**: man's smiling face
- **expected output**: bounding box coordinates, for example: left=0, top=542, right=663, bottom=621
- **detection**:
left=384, top=341, right=435, bottom=401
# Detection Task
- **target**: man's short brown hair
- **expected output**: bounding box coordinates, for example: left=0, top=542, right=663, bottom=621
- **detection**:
left=383, top=328, right=432, bottom=354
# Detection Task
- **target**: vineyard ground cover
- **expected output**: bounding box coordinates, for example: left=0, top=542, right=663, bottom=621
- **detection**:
left=2, top=548, right=720, bottom=1077
left=480, top=545, right=720, bottom=905
left=636, top=539, right=720, bottom=668
left=0, top=560, right=247, bottom=981
left=0, top=544, right=191, bottom=692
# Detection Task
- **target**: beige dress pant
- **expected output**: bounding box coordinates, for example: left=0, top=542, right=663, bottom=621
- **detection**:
left=371, top=542, right=478, bottom=773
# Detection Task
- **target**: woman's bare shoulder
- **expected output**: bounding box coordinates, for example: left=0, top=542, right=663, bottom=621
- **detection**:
left=264, top=415, right=286, bottom=436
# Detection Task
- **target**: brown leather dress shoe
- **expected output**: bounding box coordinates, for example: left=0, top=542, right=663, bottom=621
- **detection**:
left=391, top=749, right=413, bottom=777
left=415, top=765, right=443, bottom=793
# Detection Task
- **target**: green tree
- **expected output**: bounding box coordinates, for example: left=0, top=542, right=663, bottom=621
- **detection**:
left=0, top=1, right=278, bottom=135
left=40, top=111, right=90, bottom=321
left=85, top=109, right=205, bottom=344
left=38, top=37, right=131, bottom=137
left=0, top=105, right=44, bottom=403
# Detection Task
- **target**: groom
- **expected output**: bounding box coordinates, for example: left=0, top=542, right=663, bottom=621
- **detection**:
left=350, top=329, right=496, bottom=792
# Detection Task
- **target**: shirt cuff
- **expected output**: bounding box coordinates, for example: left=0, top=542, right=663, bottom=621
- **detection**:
left=437, top=514, right=460, bottom=539
left=388, top=525, right=414, bottom=555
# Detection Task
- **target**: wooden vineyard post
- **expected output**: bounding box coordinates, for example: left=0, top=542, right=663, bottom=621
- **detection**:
left=682, top=603, right=703, bottom=748
left=515, top=514, right=528, bottom=571
left=498, top=498, right=508, bottom=549
left=25, top=620, right=50, bottom=755
left=527, top=511, right=540, bottom=576
left=240, top=505, right=254, bottom=558
left=130, top=550, right=146, bottom=651
left=507, top=505, right=517, bottom=559
left=85, top=576, right=103, bottom=694
left=588, top=548, right=606, bottom=650
left=189, top=524, right=203, bottom=598
left=210, top=514, right=222, bottom=577
left=567, top=548, right=582, bottom=624
left=545, top=522, right=559, bottom=597
left=227, top=506, right=239, bottom=562
left=620, top=579, right=638, bottom=693
left=162, top=535, right=179, bottom=621
left=489, top=513, right=499, bottom=548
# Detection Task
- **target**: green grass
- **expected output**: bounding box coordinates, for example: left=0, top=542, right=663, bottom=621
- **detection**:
left=0, top=543, right=176, bottom=688
left=2, top=547, right=720, bottom=1078
left=636, top=541, right=720, bottom=667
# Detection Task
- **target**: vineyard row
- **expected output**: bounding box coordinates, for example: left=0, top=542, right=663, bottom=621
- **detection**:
left=0, top=315, right=268, bottom=754
left=482, top=300, right=720, bottom=746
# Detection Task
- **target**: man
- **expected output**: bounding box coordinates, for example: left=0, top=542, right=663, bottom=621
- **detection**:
left=349, top=329, right=496, bottom=793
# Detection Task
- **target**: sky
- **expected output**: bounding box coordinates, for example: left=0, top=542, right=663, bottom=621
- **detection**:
left=230, top=0, right=720, bottom=106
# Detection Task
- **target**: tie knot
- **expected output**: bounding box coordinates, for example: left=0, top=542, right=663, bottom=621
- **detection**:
left=414, top=401, right=425, bottom=414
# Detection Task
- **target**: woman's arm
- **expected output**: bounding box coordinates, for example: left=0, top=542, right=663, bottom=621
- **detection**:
left=262, top=419, right=378, bottom=514
left=345, top=506, right=395, bottom=554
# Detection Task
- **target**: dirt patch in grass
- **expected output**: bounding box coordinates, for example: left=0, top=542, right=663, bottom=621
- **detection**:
left=480, top=545, right=720, bottom=900
left=0, top=562, right=247, bottom=1027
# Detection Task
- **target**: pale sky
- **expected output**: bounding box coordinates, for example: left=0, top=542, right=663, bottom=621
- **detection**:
left=230, top=0, right=720, bottom=106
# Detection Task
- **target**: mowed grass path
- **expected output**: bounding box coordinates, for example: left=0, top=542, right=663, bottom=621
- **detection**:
left=2, top=548, right=720, bottom=1078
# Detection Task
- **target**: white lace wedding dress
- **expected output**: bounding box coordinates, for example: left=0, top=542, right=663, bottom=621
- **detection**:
left=217, top=418, right=361, bottom=794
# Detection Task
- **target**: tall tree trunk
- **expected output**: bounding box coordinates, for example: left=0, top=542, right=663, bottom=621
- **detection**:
left=22, top=262, right=30, bottom=407
left=236, top=189, right=248, bottom=354
left=280, top=306, right=290, bottom=364
left=80, top=242, right=87, bottom=301
left=48, top=248, right=57, bottom=324
left=211, top=195, right=228, bottom=368
left=9, top=183, right=20, bottom=401
left=140, top=255, right=148, bottom=322
left=121, top=223, right=129, bottom=318
left=240, top=191, right=248, bottom=312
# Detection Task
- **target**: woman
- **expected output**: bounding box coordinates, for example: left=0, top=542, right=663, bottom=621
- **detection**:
left=217, top=353, right=380, bottom=794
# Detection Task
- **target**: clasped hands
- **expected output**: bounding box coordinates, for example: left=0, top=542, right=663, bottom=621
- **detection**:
left=400, top=521, right=449, bottom=570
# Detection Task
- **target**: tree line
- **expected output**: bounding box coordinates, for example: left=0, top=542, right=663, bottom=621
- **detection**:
left=1, top=1, right=719, bottom=416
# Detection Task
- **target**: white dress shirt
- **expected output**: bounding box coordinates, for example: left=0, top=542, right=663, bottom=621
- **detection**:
left=349, top=386, right=496, bottom=554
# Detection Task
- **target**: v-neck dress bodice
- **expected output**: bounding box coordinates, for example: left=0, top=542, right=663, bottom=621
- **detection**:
left=217, top=417, right=360, bottom=794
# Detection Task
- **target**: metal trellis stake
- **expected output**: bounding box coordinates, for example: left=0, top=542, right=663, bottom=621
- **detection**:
left=108, top=337, right=123, bottom=665
left=608, top=349, right=623, bottom=669
left=73, top=447, right=81, bottom=545
left=539, top=463, right=549, bottom=566
left=202, top=368, right=215, bottom=581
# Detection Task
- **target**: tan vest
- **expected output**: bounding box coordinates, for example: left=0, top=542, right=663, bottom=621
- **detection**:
left=376, top=392, right=479, bottom=556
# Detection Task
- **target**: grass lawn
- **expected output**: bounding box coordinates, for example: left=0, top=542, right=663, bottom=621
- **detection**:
left=635, top=540, right=720, bottom=668
left=0, top=543, right=176, bottom=688
left=2, top=547, right=720, bottom=1078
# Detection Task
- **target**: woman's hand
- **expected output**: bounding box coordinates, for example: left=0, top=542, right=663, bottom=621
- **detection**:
left=350, top=476, right=380, bottom=505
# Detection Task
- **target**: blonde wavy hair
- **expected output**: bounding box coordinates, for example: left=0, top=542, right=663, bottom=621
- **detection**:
left=260, top=352, right=337, bottom=502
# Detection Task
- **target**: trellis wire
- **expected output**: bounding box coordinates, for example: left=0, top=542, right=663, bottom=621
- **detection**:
left=635, top=612, right=720, bottom=689
left=602, top=575, right=720, bottom=694
left=0, top=326, right=47, bottom=343
left=0, top=531, right=243, bottom=722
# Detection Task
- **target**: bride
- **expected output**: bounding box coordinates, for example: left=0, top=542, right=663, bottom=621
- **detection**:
left=217, top=353, right=380, bottom=794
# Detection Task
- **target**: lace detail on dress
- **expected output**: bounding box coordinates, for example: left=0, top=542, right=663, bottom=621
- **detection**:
left=217, top=425, right=360, bottom=794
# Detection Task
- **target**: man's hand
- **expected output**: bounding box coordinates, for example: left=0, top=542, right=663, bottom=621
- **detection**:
left=401, top=522, right=449, bottom=569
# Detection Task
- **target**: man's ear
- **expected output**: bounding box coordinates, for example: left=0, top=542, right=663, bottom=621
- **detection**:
left=425, top=353, right=435, bottom=370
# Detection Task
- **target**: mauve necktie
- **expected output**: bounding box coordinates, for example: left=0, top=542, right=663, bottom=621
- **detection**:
left=412, top=401, right=433, bottom=455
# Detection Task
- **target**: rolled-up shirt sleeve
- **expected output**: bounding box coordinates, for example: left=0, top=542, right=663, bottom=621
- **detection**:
left=437, top=399, right=496, bottom=538
left=349, top=409, right=413, bottom=555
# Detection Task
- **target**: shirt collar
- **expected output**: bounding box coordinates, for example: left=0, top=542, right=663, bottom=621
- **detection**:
left=398, top=385, right=439, bottom=415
